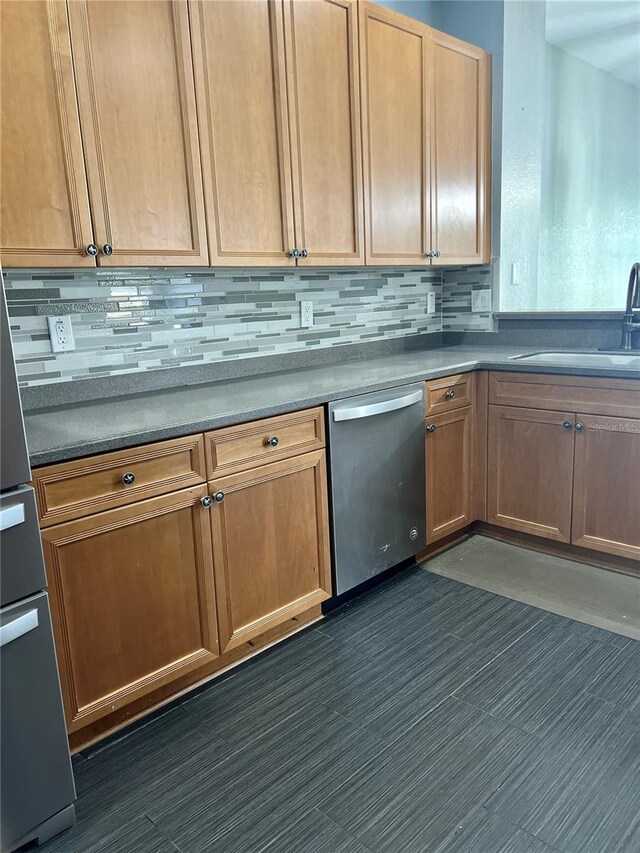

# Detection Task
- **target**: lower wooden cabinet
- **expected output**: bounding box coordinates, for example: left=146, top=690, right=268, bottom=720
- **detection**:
left=487, top=405, right=575, bottom=542
left=426, top=406, right=473, bottom=542
left=571, top=414, right=640, bottom=559
left=209, top=451, right=331, bottom=652
left=41, top=485, right=219, bottom=732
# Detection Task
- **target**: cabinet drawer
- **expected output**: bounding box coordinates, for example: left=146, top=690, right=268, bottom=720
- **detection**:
left=205, top=408, right=325, bottom=478
left=425, top=374, right=473, bottom=414
left=489, top=372, right=640, bottom=418
left=33, top=436, right=207, bottom=527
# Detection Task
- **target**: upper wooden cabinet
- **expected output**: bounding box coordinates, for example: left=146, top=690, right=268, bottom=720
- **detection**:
left=359, top=1, right=431, bottom=265
left=430, top=30, right=491, bottom=265
left=283, top=0, right=365, bottom=265
left=191, top=0, right=364, bottom=266
left=68, top=0, right=209, bottom=266
left=0, top=1, right=95, bottom=267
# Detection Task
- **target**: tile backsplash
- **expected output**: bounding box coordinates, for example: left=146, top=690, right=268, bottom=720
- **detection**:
left=4, top=263, right=494, bottom=387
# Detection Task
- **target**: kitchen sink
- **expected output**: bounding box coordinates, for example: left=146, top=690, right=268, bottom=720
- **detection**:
left=511, top=351, right=640, bottom=368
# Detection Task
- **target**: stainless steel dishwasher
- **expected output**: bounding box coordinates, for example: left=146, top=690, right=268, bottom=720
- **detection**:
left=328, top=383, right=426, bottom=594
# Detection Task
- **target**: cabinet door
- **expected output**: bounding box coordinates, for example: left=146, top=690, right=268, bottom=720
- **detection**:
left=190, top=0, right=296, bottom=266
left=430, top=30, right=491, bottom=265
left=41, top=486, right=218, bottom=731
left=426, top=406, right=473, bottom=542
left=68, top=0, right=209, bottom=266
left=0, top=0, right=95, bottom=268
left=210, top=451, right=331, bottom=652
left=359, top=2, right=431, bottom=264
left=283, top=0, right=364, bottom=265
left=572, top=415, right=640, bottom=559
left=487, top=406, right=575, bottom=542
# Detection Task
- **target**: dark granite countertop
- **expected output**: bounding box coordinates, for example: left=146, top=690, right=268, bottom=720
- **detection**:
left=24, top=345, right=640, bottom=466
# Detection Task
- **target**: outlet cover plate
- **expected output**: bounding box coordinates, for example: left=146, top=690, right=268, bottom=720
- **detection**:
left=47, top=315, right=76, bottom=353
left=471, top=290, right=491, bottom=313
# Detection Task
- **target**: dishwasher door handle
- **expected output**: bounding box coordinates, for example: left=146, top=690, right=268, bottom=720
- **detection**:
left=332, top=388, right=424, bottom=422
left=0, top=609, right=39, bottom=648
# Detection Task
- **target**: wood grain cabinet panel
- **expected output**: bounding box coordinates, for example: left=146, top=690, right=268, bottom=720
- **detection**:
left=571, top=414, right=640, bottom=560
left=68, top=0, right=209, bottom=266
left=359, top=2, right=431, bottom=264
left=426, top=406, right=473, bottom=542
left=283, top=0, right=364, bottom=265
left=430, top=30, right=491, bottom=265
left=0, top=0, right=95, bottom=267
left=209, top=451, right=331, bottom=652
left=425, top=373, right=473, bottom=415
left=41, top=486, right=219, bottom=731
left=487, top=405, right=576, bottom=543
left=190, top=0, right=296, bottom=266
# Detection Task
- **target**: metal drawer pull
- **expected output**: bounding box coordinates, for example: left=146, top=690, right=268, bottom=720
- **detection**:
left=213, top=491, right=225, bottom=503
left=445, top=389, right=456, bottom=399
left=0, top=503, right=25, bottom=532
left=200, top=496, right=213, bottom=508
left=426, top=424, right=436, bottom=433
left=333, top=389, right=423, bottom=422
left=0, top=609, right=38, bottom=648
left=121, top=472, right=136, bottom=486
left=265, top=436, right=279, bottom=447
left=562, top=421, right=573, bottom=431
left=575, top=422, right=584, bottom=432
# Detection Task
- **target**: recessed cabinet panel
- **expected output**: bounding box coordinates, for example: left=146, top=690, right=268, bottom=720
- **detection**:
left=487, top=405, right=575, bottom=542
left=190, top=0, right=296, bottom=266
left=431, top=30, right=491, bottom=264
left=210, top=452, right=331, bottom=652
left=0, top=0, right=95, bottom=267
left=42, top=486, right=219, bottom=731
left=284, top=0, right=364, bottom=265
left=426, top=406, right=473, bottom=542
left=69, top=0, right=209, bottom=266
left=359, top=2, right=430, bottom=264
left=572, top=414, right=640, bottom=559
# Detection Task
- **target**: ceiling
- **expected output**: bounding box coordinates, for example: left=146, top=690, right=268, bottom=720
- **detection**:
left=545, top=0, right=640, bottom=88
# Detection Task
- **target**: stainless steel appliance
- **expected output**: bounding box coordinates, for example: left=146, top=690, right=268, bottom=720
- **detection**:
left=328, top=383, right=426, bottom=595
left=1, top=281, right=76, bottom=852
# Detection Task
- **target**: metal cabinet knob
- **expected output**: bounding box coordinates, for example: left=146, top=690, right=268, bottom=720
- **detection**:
left=427, top=251, right=437, bottom=259
left=435, top=250, right=441, bottom=258
left=426, top=423, right=436, bottom=433
left=290, top=248, right=300, bottom=259
left=121, top=472, right=135, bottom=486
left=575, top=422, right=584, bottom=432
left=213, top=491, right=225, bottom=503
left=300, top=248, right=308, bottom=258
left=86, top=243, right=98, bottom=256
left=265, top=436, right=279, bottom=447
left=200, top=495, right=213, bottom=508
left=445, top=389, right=455, bottom=399
left=562, top=421, right=573, bottom=431
left=101, top=244, right=113, bottom=256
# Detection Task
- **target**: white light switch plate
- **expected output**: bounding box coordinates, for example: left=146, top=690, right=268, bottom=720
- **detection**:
left=47, top=315, right=76, bottom=352
left=300, top=300, right=314, bottom=328
left=471, top=290, right=491, bottom=313
left=427, top=291, right=436, bottom=315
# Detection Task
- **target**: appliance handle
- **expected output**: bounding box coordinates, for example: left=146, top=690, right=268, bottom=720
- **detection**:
left=0, top=503, right=25, bottom=532
left=332, top=389, right=424, bottom=422
left=0, top=608, right=39, bottom=648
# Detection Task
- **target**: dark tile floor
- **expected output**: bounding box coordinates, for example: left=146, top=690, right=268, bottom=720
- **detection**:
left=40, top=565, right=640, bottom=853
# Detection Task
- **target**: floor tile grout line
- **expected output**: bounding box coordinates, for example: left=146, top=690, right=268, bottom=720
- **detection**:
left=313, top=805, right=378, bottom=853
left=142, top=813, right=187, bottom=853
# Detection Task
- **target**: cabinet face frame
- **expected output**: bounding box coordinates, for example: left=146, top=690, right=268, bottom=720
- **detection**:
left=283, top=0, right=365, bottom=266
left=189, top=0, right=296, bottom=266
left=0, top=0, right=96, bottom=267
left=358, top=1, right=432, bottom=265
left=209, top=450, right=331, bottom=653
left=42, top=485, right=219, bottom=731
left=68, top=0, right=209, bottom=267
left=426, top=405, right=473, bottom=542
left=487, top=404, right=576, bottom=543
left=571, top=413, right=640, bottom=560
left=430, top=29, right=491, bottom=265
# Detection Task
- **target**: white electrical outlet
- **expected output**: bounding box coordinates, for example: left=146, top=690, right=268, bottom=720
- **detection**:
left=300, top=300, right=314, bottom=328
left=471, top=290, right=491, bottom=313
left=426, top=291, right=436, bottom=315
left=47, top=315, right=76, bottom=353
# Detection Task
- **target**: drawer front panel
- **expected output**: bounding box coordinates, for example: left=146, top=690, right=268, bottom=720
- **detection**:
left=34, top=435, right=207, bottom=526
left=489, top=372, right=640, bottom=417
left=425, top=373, right=473, bottom=414
left=205, top=408, right=325, bottom=477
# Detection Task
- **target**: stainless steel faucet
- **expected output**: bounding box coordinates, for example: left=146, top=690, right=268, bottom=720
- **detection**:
left=621, top=262, right=640, bottom=350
